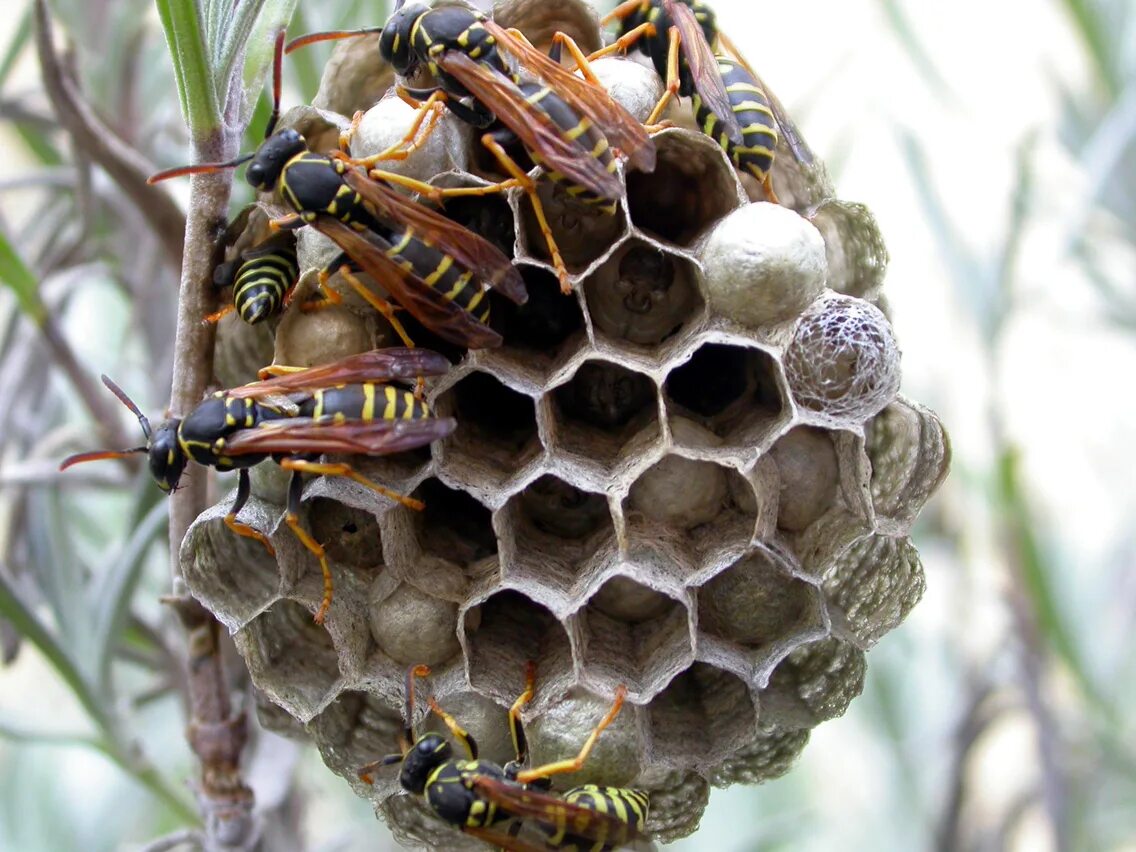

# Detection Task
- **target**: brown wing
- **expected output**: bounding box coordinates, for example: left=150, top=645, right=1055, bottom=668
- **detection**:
left=437, top=51, right=624, bottom=201
left=227, top=349, right=452, bottom=400
left=664, top=0, right=742, bottom=144
left=222, top=417, right=457, bottom=456
left=314, top=216, right=504, bottom=349
left=481, top=19, right=656, bottom=173
left=341, top=168, right=527, bottom=305
left=470, top=776, right=642, bottom=848
left=461, top=825, right=548, bottom=852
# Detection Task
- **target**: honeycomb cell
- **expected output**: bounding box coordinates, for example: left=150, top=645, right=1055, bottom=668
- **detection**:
left=493, top=0, right=603, bottom=54
left=549, top=359, right=661, bottom=473
left=213, top=310, right=275, bottom=390
left=435, top=190, right=516, bottom=258
left=759, top=637, right=866, bottom=728
left=525, top=688, right=643, bottom=788
left=708, top=725, right=810, bottom=786
left=436, top=371, right=542, bottom=490
left=664, top=341, right=789, bottom=453
left=368, top=578, right=461, bottom=667
left=576, top=578, right=692, bottom=698
left=424, top=688, right=520, bottom=767
left=768, top=426, right=840, bottom=532
left=308, top=689, right=406, bottom=785
left=514, top=177, right=628, bottom=276
left=351, top=94, right=471, bottom=180
left=382, top=793, right=484, bottom=852
left=490, top=265, right=588, bottom=380
left=272, top=302, right=376, bottom=370
left=823, top=533, right=925, bottom=648
left=463, top=590, right=575, bottom=709
left=642, top=770, right=710, bottom=843
left=695, top=550, right=823, bottom=658
left=584, top=240, right=706, bottom=349
left=808, top=199, right=889, bottom=301
left=235, top=599, right=341, bottom=722
left=412, top=478, right=498, bottom=567
left=625, top=128, right=743, bottom=246
left=865, top=399, right=951, bottom=529
left=306, top=497, right=383, bottom=569
left=182, top=502, right=280, bottom=630
left=311, top=33, right=394, bottom=118
left=647, top=663, right=756, bottom=766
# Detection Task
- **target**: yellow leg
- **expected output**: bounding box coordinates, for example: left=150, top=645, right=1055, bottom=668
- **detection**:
left=396, top=84, right=424, bottom=111
left=224, top=515, right=275, bottom=556
left=583, top=22, right=657, bottom=64
left=645, top=26, right=682, bottom=127
left=479, top=133, right=570, bottom=293
left=336, top=267, right=417, bottom=348
left=204, top=303, right=235, bottom=324
left=280, top=458, right=425, bottom=511
left=428, top=697, right=479, bottom=759
left=508, top=661, right=537, bottom=765
left=344, top=91, right=447, bottom=165
left=550, top=32, right=605, bottom=85
left=762, top=173, right=780, bottom=205
left=295, top=277, right=344, bottom=313
left=338, top=110, right=366, bottom=153
left=514, top=685, right=627, bottom=784
left=256, top=363, right=307, bottom=380
left=600, top=0, right=649, bottom=27
left=284, top=509, right=334, bottom=624
left=268, top=213, right=302, bottom=233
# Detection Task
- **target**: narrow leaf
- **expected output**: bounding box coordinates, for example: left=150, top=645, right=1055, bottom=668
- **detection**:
left=239, top=0, right=300, bottom=109
left=154, top=0, right=221, bottom=136
left=0, top=231, right=45, bottom=324
left=0, top=4, right=32, bottom=90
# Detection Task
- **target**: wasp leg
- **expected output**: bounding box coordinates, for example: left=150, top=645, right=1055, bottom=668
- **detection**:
left=479, top=133, right=570, bottom=293
left=280, top=467, right=335, bottom=624
left=269, top=213, right=304, bottom=233
left=600, top=0, right=650, bottom=27
left=343, top=90, right=447, bottom=166
left=507, top=661, right=537, bottom=768
left=281, top=458, right=425, bottom=511
left=513, top=685, right=627, bottom=784
left=334, top=266, right=417, bottom=349
left=293, top=272, right=344, bottom=314
left=224, top=469, right=276, bottom=556
left=761, top=173, right=780, bottom=205
left=427, top=696, right=479, bottom=759
left=584, top=21, right=656, bottom=64
left=645, top=25, right=682, bottom=126
left=547, top=31, right=610, bottom=86
left=203, top=303, right=236, bottom=324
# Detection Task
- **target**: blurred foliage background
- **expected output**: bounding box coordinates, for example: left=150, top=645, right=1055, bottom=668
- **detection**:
left=1, top=0, right=1134, bottom=850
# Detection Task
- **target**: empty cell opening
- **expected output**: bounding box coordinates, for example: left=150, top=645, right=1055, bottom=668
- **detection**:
left=518, top=179, right=625, bottom=272
left=437, top=193, right=516, bottom=259
left=696, top=552, right=818, bottom=650
left=309, top=689, right=406, bottom=779
left=239, top=599, right=340, bottom=718
left=412, top=478, right=497, bottom=565
left=648, top=663, right=756, bottom=765
left=665, top=344, right=786, bottom=443
left=625, top=135, right=740, bottom=245
left=464, top=590, right=573, bottom=704
left=439, top=371, right=541, bottom=473
left=306, top=497, right=384, bottom=569
left=761, top=638, right=867, bottom=727
left=496, top=266, right=586, bottom=359
left=584, top=243, right=704, bottom=348
left=187, top=515, right=280, bottom=621
left=580, top=581, right=690, bottom=694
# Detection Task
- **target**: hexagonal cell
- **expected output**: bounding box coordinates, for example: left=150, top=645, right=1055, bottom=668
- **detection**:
left=759, top=637, right=866, bottom=729
left=807, top=199, right=888, bottom=301
left=182, top=501, right=280, bottom=630
left=368, top=576, right=462, bottom=667
left=308, top=689, right=405, bottom=783
left=436, top=371, right=542, bottom=490
left=695, top=550, right=823, bottom=660
left=625, top=128, right=742, bottom=246
left=411, top=478, right=498, bottom=567
left=768, top=426, right=841, bottom=532
left=494, top=0, right=603, bottom=54
left=624, top=451, right=757, bottom=571
left=492, top=265, right=587, bottom=376
left=577, top=577, right=692, bottom=697
left=823, top=533, right=925, bottom=648
left=306, top=497, right=383, bottom=569
left=865, top=399, right=951, bottom=529
left=647, top=663, right=756, bottom=767
left=642, top=770, right=710, bottom=843
left=498, top=474, right=617, bottom=594
left=549, top=359, right=661, bottom=472
left=708, top=725, right=810, bottom=786
left=584, top=240, right=706, bottom=350
left=435, top=190, right=517, bottom=259
left=515, top=178, right=628, bottom=275
left=463, top=590, right=574, bottom=709
left=235, top=599, right=341, bottom=722
left=664, top=342, right=789, bottom=452
left=422, top=689, right=520, bottom=767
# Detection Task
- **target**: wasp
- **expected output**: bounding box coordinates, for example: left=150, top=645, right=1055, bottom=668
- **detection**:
left=59, top=349, right=455, bottom=624
left=359, top=663, right=649, bottom=851
left=598, top=0, right=815, bottom=202
left=209, top=232, right=302, bottom=325
left=148, top=32, right=526, bottom=350
left=286, top=2, right=656, bottom=291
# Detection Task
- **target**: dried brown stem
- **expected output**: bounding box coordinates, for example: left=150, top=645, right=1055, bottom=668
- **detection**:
left=34, top=0, right=186, bottom=272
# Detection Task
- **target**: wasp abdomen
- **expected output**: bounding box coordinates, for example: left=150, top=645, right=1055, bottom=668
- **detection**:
left=693, top=56, right=778, bottom=182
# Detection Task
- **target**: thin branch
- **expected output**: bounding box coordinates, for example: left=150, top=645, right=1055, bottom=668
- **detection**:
left=34, top=0, right=186, bottom=271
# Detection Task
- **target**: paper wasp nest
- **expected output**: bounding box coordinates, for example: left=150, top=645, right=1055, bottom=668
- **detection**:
left=193, top=1, right=949, bottom=846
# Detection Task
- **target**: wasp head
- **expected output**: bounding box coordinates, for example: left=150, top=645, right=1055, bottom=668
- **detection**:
left=246, top=129, right=306, bottom=191
left=398, top=733, right=452, bottom=793
left=379, top=2, right=428, bottom=73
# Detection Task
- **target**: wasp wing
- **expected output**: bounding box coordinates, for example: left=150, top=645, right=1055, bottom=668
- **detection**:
left=341, top=168, right=527, bottom=305
left=313, top=216, right=504, bottom=349
left=437, top=51, right=624, bottom=201
left=227, top=348, right=452, bottom=400
left=222, top=417, right=457, bottom=456
left=482, top=19, right=656, bottom=173
left=663, top=0, right=742, bottom=144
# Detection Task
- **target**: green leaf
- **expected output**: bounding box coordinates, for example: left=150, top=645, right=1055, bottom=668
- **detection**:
left=0, top=230, right=45, bottom=324
left=0, top=4, right=32, bottom=90
left=154, top=0, right=221, bottom=136
left=1056, top=0, right=1120, bottom=98
left=238, top=0, right=300, bottom=109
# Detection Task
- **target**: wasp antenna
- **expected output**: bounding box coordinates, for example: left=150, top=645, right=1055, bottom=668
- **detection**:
left=100, top=374, right=154, bottom=440
left=59, top=446, right=148, bottom=471
left=284, top=28, right=384, bottom=55
left=147, top=153, right=255, bottom=184
left=266, top=29, right=287, bottom=138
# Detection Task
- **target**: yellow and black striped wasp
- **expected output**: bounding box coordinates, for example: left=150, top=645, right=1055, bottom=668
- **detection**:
left=359, top=663, right=649, bottom=851
left=286, top=1, right=656, bottom=292
left=598, top=0, right=815, bottom=202
left=209, top=231, right=302, bottom=325
left=148, top=32, right=526, bottom=350
left=59, top=349, right=455, bottom=624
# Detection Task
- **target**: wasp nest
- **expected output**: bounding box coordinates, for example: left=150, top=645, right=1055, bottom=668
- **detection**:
left=185, top=0, right=949, bottom=846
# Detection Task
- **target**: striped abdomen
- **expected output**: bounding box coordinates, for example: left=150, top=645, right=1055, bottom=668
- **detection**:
left=232, top=245, right=298, bottom=325
left=386, top=228, right=492, bottom=324
left=299, top=384, right=431, bottom=425
left=543, top=785, right=649, bottom=851
left=518, top=82, right=619, bottom=215
left=692, top=56, right=778, bottom=183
